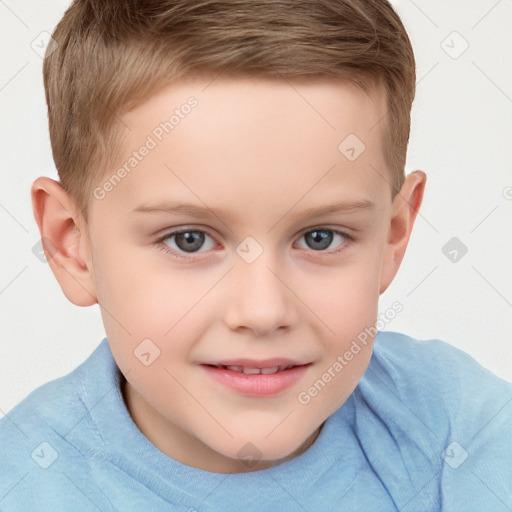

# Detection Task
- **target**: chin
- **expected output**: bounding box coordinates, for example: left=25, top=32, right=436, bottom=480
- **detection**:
left=224, top=435, right=308, bottom=466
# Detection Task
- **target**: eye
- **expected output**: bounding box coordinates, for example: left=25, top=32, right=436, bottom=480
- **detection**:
left=295, top=228, right=352, bottom=252
left=156, top=228, right=216, bottom=259
left=155, top=226, right=353, bottom=261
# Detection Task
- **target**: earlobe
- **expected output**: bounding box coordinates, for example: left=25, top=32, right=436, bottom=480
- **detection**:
left=379, top=170, right=427, bottom=294
left=31, top=177, right=98, bottom=306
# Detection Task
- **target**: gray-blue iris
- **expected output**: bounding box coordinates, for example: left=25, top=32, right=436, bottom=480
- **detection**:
left=305, top=230, right=333, bottom=250
left=175, top=232, right=205, bottom=252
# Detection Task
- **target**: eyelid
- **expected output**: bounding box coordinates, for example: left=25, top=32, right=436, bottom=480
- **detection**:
left=154, top=225, right=354, bottom=261
left=296, top=224, right=354, bottom=238
left=155, top=226, right=219, bottom=248
left=155, top=226, right=218, bottom=261
left=293, top=226, right=353, bottom=253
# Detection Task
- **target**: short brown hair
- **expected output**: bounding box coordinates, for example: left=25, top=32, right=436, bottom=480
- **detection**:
left=43, top=0, right=416, bottom=222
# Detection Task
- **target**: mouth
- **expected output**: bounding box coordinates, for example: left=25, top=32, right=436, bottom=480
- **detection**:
left=199, top=360, right=312, bottom=397
left=203, top=363, right=298, bottom=375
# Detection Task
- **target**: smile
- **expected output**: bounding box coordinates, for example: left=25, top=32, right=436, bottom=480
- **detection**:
left=200, top=363, right=312, bottom=397
left=207, top=364, right=296, bottom=374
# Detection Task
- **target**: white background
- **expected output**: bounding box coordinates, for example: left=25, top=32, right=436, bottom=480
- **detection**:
left=1, top=0, right=511, bottom=416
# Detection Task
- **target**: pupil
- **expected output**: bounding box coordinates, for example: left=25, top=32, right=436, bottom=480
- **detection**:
left=173, top=230, right=334, bottom=253
left=176, top=232, right=204, bottom=252
left=306, top=230, right=332, bottom=250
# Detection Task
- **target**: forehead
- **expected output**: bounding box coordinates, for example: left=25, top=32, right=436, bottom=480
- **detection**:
left=93, top=76, right=389, bottom=225
left=121, top=75, right=386, bottom=152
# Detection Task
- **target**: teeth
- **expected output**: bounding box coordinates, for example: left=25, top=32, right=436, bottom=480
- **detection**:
left=260, top=367, right=280, bottom=374
left=226, top=365, right=243, bottom=372
left=242, top=367, right=262, bottom=375
left=218, top=365, right=294, bottom=374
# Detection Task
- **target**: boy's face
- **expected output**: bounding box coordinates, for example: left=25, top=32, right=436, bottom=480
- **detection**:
left=34, top=76, right=425, bottom=473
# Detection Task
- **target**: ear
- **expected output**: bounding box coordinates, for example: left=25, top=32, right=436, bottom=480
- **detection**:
left=379, top=170, right=426, bottom=294
left=31, top=177, right=98, bottom=306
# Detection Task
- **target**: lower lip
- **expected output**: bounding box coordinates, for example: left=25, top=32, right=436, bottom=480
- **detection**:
left=200, top=364, right=311, bottom=397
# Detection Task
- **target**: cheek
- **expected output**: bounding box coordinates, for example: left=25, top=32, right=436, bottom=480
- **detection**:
left=92, top=244, right=213, bottom=378
left=290, top=258, right=380, bottom=408
left=297, top=269, right=378, bottom=414
left=96, top=243, right=212, bottom=333
left=294, top=257, right=381, bottom=338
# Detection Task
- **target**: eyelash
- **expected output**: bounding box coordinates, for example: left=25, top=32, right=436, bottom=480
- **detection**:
left=154, top=226, right=354, bottom=262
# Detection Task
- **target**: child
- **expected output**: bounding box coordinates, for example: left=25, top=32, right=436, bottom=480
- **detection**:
left=1, top=0, right=511, bottom=510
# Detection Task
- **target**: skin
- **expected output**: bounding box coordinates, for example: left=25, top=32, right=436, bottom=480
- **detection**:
left=31, top=76, right=426, bottom=474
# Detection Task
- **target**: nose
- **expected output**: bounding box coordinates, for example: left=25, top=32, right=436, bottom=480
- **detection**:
left=223, top=253, right=299, bottom=337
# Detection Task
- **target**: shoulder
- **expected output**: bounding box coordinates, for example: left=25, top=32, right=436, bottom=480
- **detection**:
left=369, top=330, right=512, bottom=416
left=366, top=330, right=512, bottom=435
left=1, top=339, right=110, bottom=441
left=0, top=339, right=117, bottom=511
left=1, top=357, right=90, bottom=451
left=354, top=330, right=512, bottom=508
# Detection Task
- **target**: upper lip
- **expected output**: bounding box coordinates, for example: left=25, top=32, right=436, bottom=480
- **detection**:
left=200, top=358, right=309, bottom=368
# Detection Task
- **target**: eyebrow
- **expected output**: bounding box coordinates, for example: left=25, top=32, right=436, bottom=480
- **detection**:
left=132, top=198, right=374, bottom=223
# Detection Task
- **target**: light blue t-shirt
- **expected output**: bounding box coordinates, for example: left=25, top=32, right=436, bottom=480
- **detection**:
left=1, top=331, right=511, bottom=511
